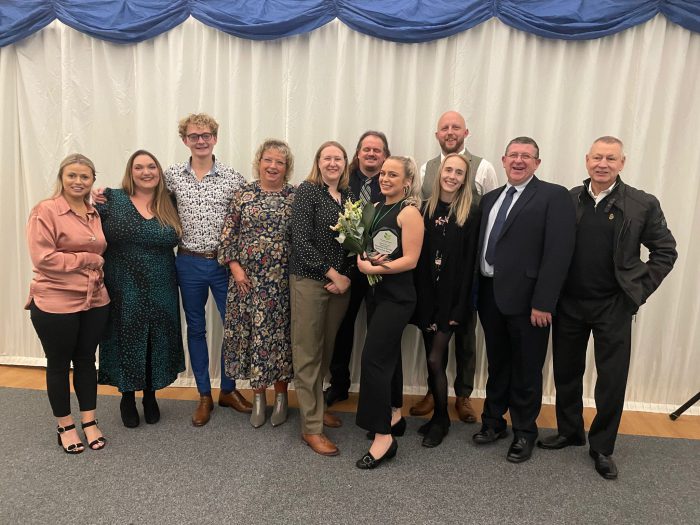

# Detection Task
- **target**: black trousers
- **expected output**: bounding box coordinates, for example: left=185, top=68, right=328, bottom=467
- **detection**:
left=478, top=277, right=550, bottom=439
left=30, top=302, right=109, bottom=417
left=328, top=268, right=368, bottom=393
left=356, top=289, right=413, bottom=434
left=552, top=293, right=633, bottom=456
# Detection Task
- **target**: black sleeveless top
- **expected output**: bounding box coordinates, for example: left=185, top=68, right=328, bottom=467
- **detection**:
left=369, top=200, right=404, bottom=260
left=368, top=200, right=415, bottom=304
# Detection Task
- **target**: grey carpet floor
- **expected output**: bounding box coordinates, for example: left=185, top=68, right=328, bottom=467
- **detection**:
left=1, top=387, right=698, bottom=525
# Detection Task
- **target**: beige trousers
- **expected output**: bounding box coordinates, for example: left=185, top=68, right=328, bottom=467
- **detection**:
left=290, top=275, right=350, bottom=434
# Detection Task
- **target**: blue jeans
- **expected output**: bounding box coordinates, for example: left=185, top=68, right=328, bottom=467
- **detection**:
left=175, top=254, right=235, bottom=394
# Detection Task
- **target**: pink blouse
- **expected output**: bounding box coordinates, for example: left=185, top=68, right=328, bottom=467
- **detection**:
left=25, top=195, right=110, bottom=313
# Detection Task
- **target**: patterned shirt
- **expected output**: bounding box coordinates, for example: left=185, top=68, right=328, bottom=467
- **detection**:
left=290, top=181, right=355, bottom=281
left=164, top=157, right=245, bottom=252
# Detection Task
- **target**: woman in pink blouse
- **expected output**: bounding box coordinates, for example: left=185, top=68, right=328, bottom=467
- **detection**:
left=26, top=153, right=110, bottom=454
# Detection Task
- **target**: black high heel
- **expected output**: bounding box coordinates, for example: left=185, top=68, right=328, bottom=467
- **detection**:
left=81, top=420, right=107, bottom=450
left=142, top=390, right=160, bottom=424
left=356, top=437, right=398, bottom=469
left=56, top=424, right=84, bottom=454
left=366, top=417, right=407, bottom=439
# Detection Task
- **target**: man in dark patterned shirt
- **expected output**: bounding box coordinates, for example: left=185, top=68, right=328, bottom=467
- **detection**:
left=165, top=113, right=252, bottom=426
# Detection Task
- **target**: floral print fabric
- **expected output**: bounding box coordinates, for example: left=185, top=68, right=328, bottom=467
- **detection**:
left=218, top=181, right=295, bottom=388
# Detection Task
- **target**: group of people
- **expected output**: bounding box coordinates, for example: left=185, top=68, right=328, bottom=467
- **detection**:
left=25, top=110, right=676, bottom=479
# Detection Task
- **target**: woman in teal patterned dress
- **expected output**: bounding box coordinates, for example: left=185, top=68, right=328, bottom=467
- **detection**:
left=96, top=150, right=185, bottom=428
left=218, top=139, right=295, bottom=428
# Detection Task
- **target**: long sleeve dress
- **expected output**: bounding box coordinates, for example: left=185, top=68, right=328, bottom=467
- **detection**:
left=96, top=188, right=185, bottom=392
left=218, top=181, right=295, bottom=388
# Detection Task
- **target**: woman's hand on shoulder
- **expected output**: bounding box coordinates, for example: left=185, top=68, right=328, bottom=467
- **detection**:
left=91, top=187, right=107, bottom=205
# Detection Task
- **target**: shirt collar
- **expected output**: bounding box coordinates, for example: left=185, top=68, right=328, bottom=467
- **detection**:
left=55, top=195, right=97, bottom=216
left=186, top=155, right=219, bottom=177
left=587, top=179, right=618, bottom=200
left=440, top=147, right=467, bottom=162
left=505, top=175, right=534, bottom=193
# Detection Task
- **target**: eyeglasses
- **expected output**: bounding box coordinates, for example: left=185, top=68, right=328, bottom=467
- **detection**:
left=506, top=153, right=537, bottom=161
left=186, top=133, right=214, bottom=142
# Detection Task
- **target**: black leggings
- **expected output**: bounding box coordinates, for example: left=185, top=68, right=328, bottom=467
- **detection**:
left=422, top=329, right=453, bottom=425
left=30, top=302, right=109, bottom=417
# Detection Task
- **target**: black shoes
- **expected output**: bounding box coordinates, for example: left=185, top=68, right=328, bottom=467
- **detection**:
left=537, top=434, right=586, bottom=450
left=56, top=424, right=84, bottom=454
left=366, top=417, right=407, bottom=439
left=589, top=450, right=618, bottom=479
left=356, top=438, right=398, bottom=469
left=506, top=437, right=534, bottom=463
left=120, top=394, right=140, bottom=428
left=472, top=427, right=508, bottom=444
left=324, top=387, right=349, bottom=407
left=142, top=391, right=160, bottom=424
left=417, top=420, right=431, bottom=436
left=422, top=421, right=449, bottom=448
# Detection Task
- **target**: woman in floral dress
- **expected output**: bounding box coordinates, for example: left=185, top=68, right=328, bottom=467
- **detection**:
left=218, top=139, right=295, bottom=428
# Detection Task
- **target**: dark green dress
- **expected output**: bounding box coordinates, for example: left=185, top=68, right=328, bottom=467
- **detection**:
left=96, top=188, right=185, bottom=392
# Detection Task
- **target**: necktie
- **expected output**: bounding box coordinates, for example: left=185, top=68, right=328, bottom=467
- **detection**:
left=485, top=186, right=517, bottom=265
left=359, top=178, right=372, bottom=205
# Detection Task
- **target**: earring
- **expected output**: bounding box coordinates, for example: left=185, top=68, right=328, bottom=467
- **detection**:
left=403, top=186, right=409, bottom=196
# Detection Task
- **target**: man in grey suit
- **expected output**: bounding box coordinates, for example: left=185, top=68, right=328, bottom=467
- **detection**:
left=412, top=110, right=498, bottom=423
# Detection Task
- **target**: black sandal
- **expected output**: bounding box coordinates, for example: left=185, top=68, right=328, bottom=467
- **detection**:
left=56, top=424, right=84, bottom=454
left=81, top=420, right=107, bottom=450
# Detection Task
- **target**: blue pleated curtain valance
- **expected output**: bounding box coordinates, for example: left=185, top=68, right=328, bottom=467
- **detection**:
left=1, top=1, right=699, bottom=47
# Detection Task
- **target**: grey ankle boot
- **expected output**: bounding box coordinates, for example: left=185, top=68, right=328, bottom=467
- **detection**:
left=250, top=392, right=267, bottom=428
left=270, top=392, right=288, bottom=427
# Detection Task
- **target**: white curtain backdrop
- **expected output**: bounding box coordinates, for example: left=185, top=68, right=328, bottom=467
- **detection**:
left=2, top=16, right=698, bottom=414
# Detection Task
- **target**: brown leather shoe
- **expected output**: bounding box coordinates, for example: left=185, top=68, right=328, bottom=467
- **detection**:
left=409, top=391, right=434, bottom=416
left=218, top=390, right=253, bottom=414
left=455, top=396, right=477, bottom=423
left=192, top=395, right=214, bottom=427
left=302, top=433, right=340, bottom=456
left=323, top=411, right=343, bottom=428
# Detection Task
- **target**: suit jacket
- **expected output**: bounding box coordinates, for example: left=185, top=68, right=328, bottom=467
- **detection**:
left=477, top=175, right=576, bottom=316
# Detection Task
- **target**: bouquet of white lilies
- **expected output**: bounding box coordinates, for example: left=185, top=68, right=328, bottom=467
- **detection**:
left=330, top=200, right=382, bottom=286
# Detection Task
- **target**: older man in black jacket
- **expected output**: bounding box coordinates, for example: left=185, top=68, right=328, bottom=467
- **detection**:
left=538, top=136, right=677, bottom=480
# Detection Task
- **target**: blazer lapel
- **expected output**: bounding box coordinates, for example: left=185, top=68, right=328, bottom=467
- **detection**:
left=499, top=176, right=539, bottom=238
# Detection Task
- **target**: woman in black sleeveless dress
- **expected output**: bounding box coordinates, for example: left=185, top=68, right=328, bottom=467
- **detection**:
left=355, top=156, right=424, bottom=469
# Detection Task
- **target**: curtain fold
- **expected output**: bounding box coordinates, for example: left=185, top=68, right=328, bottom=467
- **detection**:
left=2, top=1, right=700, bottom=47
left=497, top=0, right=659, bottom=40
left=336, top=0, right=493, bottom=43
left=192, top=0, right=335, bottom=41
left=54, top=0, right=189, bottom=44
